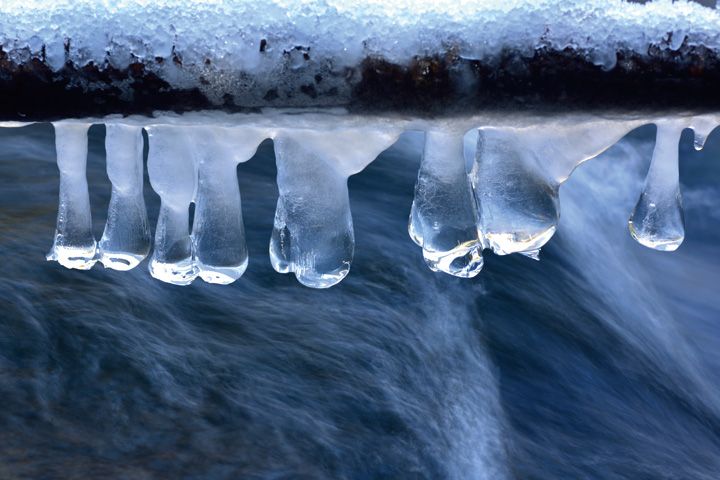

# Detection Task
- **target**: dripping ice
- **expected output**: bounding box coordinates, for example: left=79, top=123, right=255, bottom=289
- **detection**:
left=39, top=113, right=719, bottom=288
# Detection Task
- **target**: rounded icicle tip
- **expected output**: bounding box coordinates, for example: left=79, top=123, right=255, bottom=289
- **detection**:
left=409, top=130, right=484, bottom=278
left=470, top=127, right=560, bottom=258
left=629, top=122, right=685, bottom=252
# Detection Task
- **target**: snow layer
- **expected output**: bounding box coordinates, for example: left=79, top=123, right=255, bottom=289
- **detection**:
left=0, top=0, right=718, bottom=75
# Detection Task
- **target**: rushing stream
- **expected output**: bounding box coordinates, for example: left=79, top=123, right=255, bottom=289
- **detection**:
left=0, top=123, right=718, bottom=479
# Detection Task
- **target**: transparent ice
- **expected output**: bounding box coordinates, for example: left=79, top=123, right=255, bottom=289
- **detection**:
left=470, top=128, right=560, bottom=258
left=630, top=122, right=685, bottom=251
left=98, top=124, right=151, bottom=271
left=146, top=125, right=198, bottom=285
left=270, top=128, right=398, bottom=288
left=191, top=127, right=266, bottom=285
left=409, top=130, right=483, bottom=277
left=690, top=117, right=716, bottom=151
left=40, top=112, right=720, bottom=287
left=47, top=123, right=97, bottom=270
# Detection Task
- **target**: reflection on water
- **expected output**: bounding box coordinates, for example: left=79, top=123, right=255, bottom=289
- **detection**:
left=0, top=123, right=718, bottom=479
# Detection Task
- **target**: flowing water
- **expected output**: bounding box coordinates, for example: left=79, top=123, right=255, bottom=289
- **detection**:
left=0, top=123, right=718, bottom=479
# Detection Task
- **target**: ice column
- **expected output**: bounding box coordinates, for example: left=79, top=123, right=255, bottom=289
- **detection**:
left=470, top=128, right=560, bottom=259
left=270, top=129, right=399, bottom=288
left=98, top=124, right=151, bottom=270
left=47, top=123, right=97, bottom=270
left=191, top=127, right=266, bottom=284
left=146, top=125, right=198, bottom=285
left=629, top=122, right=685, bottom=251
left=409, top=130, right=483, bottom=277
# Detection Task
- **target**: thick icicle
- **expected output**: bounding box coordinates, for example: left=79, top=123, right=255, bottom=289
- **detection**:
left=409, top=130, right=483, bottom=277
left=470, top=128, right=559, bottom=257
left=270, top=129, right=398, bottom=288
left=146, top=125, right=198, bottom=285
left=191, top=127, right=265, bottom=284
left=47, top=123, right=97, bottom=270
left=630, top=122, right=685, bottom=251
left=98, top=124, right=151, bottom=270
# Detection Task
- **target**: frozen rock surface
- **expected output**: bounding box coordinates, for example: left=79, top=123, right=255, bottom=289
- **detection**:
left=0, top=1, right=719, bottom=118
left=2, top=0, right=718, bottom=71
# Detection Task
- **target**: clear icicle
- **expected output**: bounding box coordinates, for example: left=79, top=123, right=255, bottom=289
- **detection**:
left=630, top=122, right=685, bottom=251
left=270, top=129, right=398, bottom=288
left=47, top=122, right=97, bottom=270
left=470, top=127, right=559, bottom=256
left=409, top=130, right=483, bottom=277
left=146, top=125, right=198, bottom=285
left=98, top=124, right=151, bottom=271
left=694, top=131, right=708, bottom=152
left=191, top=127, right=265, bottom=285
left=690, top=117, right=717, bottom=151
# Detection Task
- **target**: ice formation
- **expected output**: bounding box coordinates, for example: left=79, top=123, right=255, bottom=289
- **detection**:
left=34, top=112, right=718, bottom=288
left=410, top=130, right=483, bottom=278
left=46, top=123, right=96, bottom=270
left=269, top=128, right=399, bottom=287
left=99, top=124, right=151, bottom=270
left=1, top=0, right=719, bottom=287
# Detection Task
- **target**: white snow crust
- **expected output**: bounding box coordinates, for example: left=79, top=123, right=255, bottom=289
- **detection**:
left=0, top=0, right=717, bottom=76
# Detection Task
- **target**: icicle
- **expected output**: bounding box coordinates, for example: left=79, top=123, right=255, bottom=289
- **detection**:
left=629, top=121, right=685, bottom=251
left=47, top=123, right=97, bottom=270
left=98, top=124, right=151, bottom=271
left=270, top=129, right=398, bottom=288
left=470, top=127, right=560, bottom=257
left=190, top=127, right=266, bottom=284
left=146, top=125, right=198, bottom=285
left=690, top=117, right=717, bottom=151
left=409, top=130, right=483, bottom=277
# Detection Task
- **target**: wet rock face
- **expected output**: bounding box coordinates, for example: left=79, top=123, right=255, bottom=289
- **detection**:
left=2, top=44, right=720, bottom=121
left=352, top=46, right=720, bottom=115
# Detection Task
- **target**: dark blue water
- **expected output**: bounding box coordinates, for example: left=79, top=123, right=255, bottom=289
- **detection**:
left=0, top=123, right=718, bottom=479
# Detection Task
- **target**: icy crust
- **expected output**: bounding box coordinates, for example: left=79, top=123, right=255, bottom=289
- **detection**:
left=1, top=0, right=717, bottom=70
left=35, top=110, right=720, bottom=287
left=0, top=0, right=718, bottom=104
